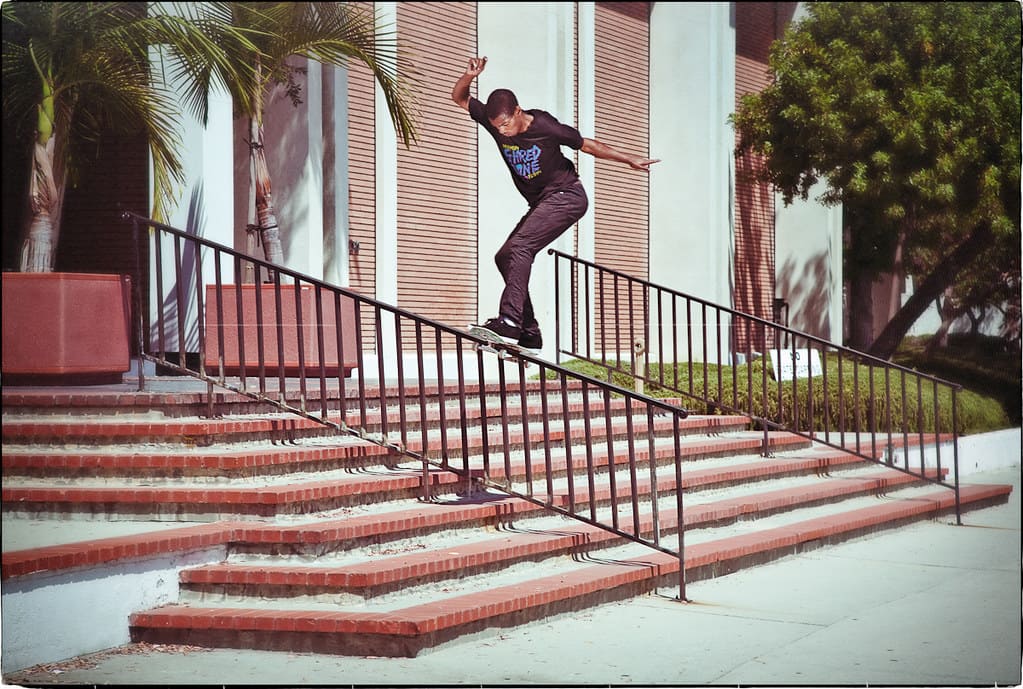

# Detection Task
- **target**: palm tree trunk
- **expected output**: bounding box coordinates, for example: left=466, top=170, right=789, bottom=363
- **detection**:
left=20, top=136, right=60, bottom=272
left=250, top=118, right=283, bottom=269
left=248, top=56, right=283, bottom=274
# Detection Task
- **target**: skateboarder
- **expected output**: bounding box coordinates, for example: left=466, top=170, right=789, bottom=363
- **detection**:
left=452, top=56, right=659, bottom=350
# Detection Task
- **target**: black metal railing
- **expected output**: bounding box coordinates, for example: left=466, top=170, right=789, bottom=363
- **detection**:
left=550, top=249, right=962, bottom=524
left=124, top=212, right=697, bottom=598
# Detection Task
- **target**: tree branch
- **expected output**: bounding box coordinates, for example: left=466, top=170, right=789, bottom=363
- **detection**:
left=867, top=221, right=994, bottom=359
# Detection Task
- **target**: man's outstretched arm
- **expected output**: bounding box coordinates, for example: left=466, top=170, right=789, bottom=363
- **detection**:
left=452, top=56, right=488, bottom=111
left=581, top=138, right=660, bottom=171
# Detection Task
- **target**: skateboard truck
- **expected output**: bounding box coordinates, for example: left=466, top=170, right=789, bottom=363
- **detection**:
left=465, top=324, right=534, bottom=366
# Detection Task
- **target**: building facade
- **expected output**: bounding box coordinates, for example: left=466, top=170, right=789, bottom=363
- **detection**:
left=60, top=2, right=843, bottom=368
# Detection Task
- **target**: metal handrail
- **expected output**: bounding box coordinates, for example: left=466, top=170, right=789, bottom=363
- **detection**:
left=124, top=212, right=696, bottom=598
left=550, top=249, right=962, bottom=524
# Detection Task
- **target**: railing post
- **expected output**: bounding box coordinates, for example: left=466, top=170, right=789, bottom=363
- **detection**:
left=633, top=338, right=646, bottom=395
left=553, top=250, right=562, bottom=365
left=952, top=386, right=962, bottom=525
left=128, top=213, right=146, bottom=392
left=674, top=412, right=687, bottom=602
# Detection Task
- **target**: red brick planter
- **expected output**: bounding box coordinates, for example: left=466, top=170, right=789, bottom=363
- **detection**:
left=203, top=284, right=358, bottom=378
left=1, top=272, right=132, bottom=384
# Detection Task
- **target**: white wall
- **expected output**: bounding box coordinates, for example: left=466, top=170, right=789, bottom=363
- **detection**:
left=323, top=63, right=351, bottom=288
left=253, top=57, right=326, bottom=281
left=1, top=546, right=226, bottom=673
left=775, top=196, right=843, bottom=343
left=649, top=1, right=736, bottom=362
left=148, top=41, right=234, bottom=353
left=476, top=2, right=578, bottom=359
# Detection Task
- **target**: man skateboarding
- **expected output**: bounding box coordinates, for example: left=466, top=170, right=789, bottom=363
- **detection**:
left=452, top=56, right=659, bottom=351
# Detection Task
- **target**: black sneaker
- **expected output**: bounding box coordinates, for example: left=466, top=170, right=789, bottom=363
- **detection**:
left=480, top=317, right=521, bottom=345
left=517, top=331, right=543, bottom=352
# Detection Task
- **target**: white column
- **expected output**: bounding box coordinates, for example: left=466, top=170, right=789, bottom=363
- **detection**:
left=649, top=1, right=735, bottom=363
left=476, top=1, right=578, bottom=361
left=374, top=1, right=399, bottom=379
left=575, top=3, right=596, bottom=266
left=323, top=63, right=351, bottom=288
left=260, top=57, right=324, bottom=280
left=298, top=60, right=325, bottom=279
left=573, top=2, right=597, bottom=355
left=148, top=45, right=234, bottom=354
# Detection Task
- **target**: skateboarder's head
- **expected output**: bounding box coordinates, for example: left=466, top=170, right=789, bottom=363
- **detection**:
left=486, top=89, right=528, bottom=137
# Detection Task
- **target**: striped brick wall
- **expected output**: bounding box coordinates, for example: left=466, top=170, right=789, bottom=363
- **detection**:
left=594, top=1, right=651, bottom=354
left=734, top=2, right=797, bottom=350
left=395, top=1, right=478, bottom=346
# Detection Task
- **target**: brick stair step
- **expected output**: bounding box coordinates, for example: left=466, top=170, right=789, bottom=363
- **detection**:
left=0, top=414, right=341, bottom=445
left=0, top=435, right=828, bottom=520
left=1, top=521, right=246, bottom=580
left=0, top=402, right=721, bottom=447
left=4, top=474, right=1005, bottom=586
left=173, top=462, right=944, bottom=556
left=176, top=465, right=943, bottom=599
left=0, top=441, right=397, bottom=478
left=0, top=428, right=786, bottom=481
left=181, top=477, right=956, bottom=616
left=0, top=380, right=582, bottom=417
left=359, top=393, right=694, bottom=431
left=477, top=431, right=813, bottom=483
left=127, top=482, right=1011, bottom=657
left=402, top=414, right=751, bottom=459
left=0, top=465, right=466, bottom=520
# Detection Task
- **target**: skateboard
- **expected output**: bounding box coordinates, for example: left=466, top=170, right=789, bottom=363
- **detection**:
left=465, top=324, right=534, bottom=364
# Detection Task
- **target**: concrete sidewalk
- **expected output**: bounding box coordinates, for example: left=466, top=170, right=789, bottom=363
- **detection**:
left=2, top=465, right=1019, bottom=688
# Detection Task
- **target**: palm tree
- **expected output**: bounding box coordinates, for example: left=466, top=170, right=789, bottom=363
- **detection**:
left=206, top=2, right=419, bottom=269
left=1, top=2, right=255, bottom=272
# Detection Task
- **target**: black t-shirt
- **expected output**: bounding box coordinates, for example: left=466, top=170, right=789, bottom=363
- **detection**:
left=469, top=96, right=584, bottom=207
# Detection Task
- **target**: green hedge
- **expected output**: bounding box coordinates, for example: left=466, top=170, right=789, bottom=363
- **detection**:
left=894, top=335, right=1022, bottom=426
left=555, top=356, right=1010, bottom=435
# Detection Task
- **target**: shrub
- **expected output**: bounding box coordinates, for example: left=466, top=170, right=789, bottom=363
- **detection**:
left=555, top=355, right=1010, bottom=435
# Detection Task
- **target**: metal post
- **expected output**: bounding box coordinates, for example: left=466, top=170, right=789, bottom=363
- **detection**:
left=128, top=215, right=146, bottom=392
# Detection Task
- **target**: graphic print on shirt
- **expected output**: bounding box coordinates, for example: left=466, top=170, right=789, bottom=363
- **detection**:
left=502, top=144, right=542, bottom=180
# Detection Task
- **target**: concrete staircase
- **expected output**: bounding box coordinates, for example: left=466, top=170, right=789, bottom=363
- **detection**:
left=2, top=379, right=1011, bottom=660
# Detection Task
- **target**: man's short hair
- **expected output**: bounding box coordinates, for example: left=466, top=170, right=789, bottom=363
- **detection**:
left=485, top=89, right=519, bottom=120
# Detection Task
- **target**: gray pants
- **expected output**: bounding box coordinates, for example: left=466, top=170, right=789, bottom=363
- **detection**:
left=495, top=181, right=589, bottom=334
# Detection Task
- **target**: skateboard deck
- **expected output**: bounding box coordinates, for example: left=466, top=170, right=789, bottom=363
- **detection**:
left=465, top=324, right=533, bottom=362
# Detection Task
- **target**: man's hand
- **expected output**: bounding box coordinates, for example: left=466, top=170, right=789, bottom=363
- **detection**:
left=582, top=138, right=661, bottom=172
left=464, top=56, right=487, bottom=78
left=627, top=157, right=660, bottom=171
left=452, top=56, right=488, bottom=111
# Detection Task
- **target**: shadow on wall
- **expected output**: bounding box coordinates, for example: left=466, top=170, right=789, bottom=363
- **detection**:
left=152, top=184, right=205, bottom=359
left=776, top=251, right=832, bottom=342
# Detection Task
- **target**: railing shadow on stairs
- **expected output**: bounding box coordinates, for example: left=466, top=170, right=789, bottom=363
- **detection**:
left=549, top=249, right=963, bottom=524
left=123, top=212, right=699, bottom=599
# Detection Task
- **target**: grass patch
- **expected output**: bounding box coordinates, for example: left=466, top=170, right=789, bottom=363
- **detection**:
left=554, top=351, right=1011, bottom=436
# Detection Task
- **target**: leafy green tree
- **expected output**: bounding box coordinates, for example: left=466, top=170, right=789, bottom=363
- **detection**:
left=731, top=2, right=1021, bottom=359
left=191, top=2, right=419, bottom=269
left=1, top=2, right=254, bottom=272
